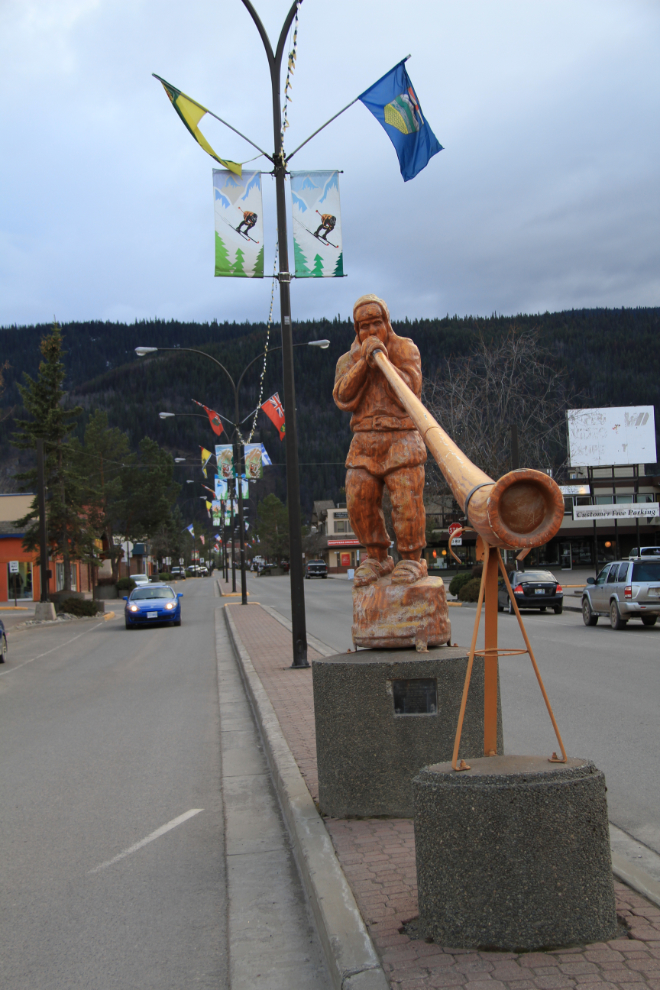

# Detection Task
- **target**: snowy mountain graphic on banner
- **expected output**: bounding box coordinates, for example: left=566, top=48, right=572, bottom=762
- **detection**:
left=290, top=171, right=344, bottom=278
left=213, top=170, right=264, bottom=278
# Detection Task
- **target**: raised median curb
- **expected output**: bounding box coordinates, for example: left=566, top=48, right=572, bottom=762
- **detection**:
left=222, top=605, right=389, bottom=990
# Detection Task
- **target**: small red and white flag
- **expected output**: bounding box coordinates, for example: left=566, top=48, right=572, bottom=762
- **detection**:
left=192, top=399, right=224, bottom=436
left=261, top=392, right=285, bottom=441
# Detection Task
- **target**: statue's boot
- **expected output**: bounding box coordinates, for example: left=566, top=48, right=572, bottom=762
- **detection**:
left=353, top=555, right=394, bottom=588
left=391, top=558, right=428, bottom=585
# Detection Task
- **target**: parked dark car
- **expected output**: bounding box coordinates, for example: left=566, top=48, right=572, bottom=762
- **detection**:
left=498, top=570, right=563, bottom=614
left=0, top=617, right=6, bottom=663
left=582, top=558, right=660, bottom=629
left=305, top=560, right=327, bottom=579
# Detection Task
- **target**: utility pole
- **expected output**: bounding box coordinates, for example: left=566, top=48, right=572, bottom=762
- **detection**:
left=37, top=439, right=49, bottom=602
left=241, top=0, right=309, bottom=666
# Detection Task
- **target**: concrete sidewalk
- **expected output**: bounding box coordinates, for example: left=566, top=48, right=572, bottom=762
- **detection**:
left=224, top=600, right=660, bottom=990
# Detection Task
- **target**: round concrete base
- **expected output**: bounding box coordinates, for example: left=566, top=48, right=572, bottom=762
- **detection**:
left=414, top=755, right=618, bottom=950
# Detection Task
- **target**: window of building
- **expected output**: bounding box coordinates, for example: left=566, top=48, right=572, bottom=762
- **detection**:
left=7, top=562, right=33, bottom=601
left=56, top=563, right=77, bottom=592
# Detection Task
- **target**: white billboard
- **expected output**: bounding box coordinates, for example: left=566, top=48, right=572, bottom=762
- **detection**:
left=567, top=406, right=657, bottom=467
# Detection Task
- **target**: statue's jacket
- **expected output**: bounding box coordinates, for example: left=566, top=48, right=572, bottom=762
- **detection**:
left=333, top=331, right=427, bottom=476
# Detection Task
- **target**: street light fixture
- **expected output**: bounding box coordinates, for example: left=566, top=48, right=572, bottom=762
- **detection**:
left=136, top=340, right=329, bottom=659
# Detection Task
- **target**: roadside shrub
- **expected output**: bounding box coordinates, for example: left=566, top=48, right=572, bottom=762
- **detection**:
left=117, top=577, right=136, bottom=592
left=59, top=597, right=101, bottom=617
left=448, top=571, right=473, bottom=598
left=457, top=577, right=482, bottom=602
left=471, top=564, right=483, bottom=580
left=158, top=573, right=172, bottom=582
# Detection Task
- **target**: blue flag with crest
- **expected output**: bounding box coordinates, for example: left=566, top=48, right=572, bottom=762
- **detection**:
left=359, top=60, right=443, bottom=181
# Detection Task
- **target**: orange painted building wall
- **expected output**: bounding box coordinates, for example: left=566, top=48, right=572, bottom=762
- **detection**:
left=0, top=535, right=83, bottom=601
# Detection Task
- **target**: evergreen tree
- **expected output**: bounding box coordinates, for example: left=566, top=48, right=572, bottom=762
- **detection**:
left=12, top=322, right=86, bottom=591
left=77, top=409, right=132, bottom=581
left=118, top=437, right=180, bottom=545
left=255, top=493, right=289, bottom=561
left=311, top=254, right=324, bottom=277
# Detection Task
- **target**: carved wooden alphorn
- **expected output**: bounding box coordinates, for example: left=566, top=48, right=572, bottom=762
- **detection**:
left=371, top=350, right=564, bottom=549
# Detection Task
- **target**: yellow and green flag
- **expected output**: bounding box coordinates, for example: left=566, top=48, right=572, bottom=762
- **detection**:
left=155, top=75, right=241, bottom=177
left=201, top=447, right=213, bottom=478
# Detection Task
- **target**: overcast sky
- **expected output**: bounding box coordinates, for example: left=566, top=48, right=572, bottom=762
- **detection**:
left=1, top=0, right=658, bottom=327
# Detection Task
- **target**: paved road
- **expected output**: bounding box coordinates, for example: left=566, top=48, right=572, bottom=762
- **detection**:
left=248, top=573, right=660, bottom=858
left=0, top=579, right=329, bottom=990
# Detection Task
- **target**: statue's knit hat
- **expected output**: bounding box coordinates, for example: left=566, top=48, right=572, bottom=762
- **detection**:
left=353, top=294, right=390, bottom=332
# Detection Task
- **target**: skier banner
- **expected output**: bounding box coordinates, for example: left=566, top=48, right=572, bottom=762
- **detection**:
left=290, top=171, right=344, bottom=278
left=213, top=169, right=264, bottom=278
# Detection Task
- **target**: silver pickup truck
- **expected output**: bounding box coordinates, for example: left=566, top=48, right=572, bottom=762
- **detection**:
left=582, top=558, right=660, bottom=629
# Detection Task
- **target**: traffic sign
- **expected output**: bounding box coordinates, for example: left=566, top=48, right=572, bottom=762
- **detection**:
left=9, top=561, right=19, bottom=573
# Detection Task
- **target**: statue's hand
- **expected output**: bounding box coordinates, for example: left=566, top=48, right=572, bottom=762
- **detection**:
left=361, top=336, right=387, bottom=367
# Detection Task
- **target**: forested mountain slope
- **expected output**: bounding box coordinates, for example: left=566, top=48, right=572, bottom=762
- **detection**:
left=1, top=307, right=658, bottom=513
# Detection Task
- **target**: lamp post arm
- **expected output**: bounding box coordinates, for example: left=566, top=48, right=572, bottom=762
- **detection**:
left=235, top=345, right=281, bottom=396
left=155, top=346, right=237, bottom=391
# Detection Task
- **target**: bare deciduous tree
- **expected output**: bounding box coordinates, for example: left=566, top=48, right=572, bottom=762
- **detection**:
left=422, top=328, right=575, bottom=498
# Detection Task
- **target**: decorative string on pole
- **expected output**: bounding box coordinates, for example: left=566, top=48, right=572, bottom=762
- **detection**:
left=245, top=245, right=279, bottom=444
left=280, top=2, right=300, bottom=146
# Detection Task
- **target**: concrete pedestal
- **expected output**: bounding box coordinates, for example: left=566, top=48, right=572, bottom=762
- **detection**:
left=414, top=755, right=618, bottom=950
left=352, top=576, right=450, bottom=650
left=313, top=648, right=503, bottom=818
left=34, top=602, right=57, bottom=621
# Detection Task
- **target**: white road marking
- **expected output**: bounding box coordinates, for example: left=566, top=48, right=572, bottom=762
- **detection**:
left=89, top=808, right=204, bottom=873
left=0, top=621, right=106, bottom=677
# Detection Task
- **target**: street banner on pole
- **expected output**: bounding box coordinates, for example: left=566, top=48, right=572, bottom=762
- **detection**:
left=213, top=170, right=264, bottom=278
left=261, top=393, right=286, bottom=441
left=215, top=444, right=234, bottom=479
left=215, top=476, right=228, bottom=499
left=244, top=443, right=263, bottom=479
left=291, top=171, right=343, bottom=277
left=358, top=59, right=443, bottom=182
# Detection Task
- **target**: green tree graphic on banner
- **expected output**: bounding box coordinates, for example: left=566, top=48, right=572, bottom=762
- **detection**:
left=253, top=244, right=264, bottom=278
left=293, top=238, right=310, bottom=277
left=230, top=247, right=246, bottom=277
left=311, top=254, right=324, bottom=277
left=333, top=252, right=344, bottom=277
left=215, top=233, right=231, bottom=277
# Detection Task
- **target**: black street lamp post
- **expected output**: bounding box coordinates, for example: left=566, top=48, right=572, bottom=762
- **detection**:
left=239, top=0, right=313, bottom=667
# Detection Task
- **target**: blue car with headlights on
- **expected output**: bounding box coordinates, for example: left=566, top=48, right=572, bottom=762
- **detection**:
left=124, top=584, right=183, bottom=629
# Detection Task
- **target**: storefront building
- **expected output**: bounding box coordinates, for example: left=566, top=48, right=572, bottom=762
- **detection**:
left=0, top=493, right=150, bottom=600
left=424, top=466, right=660, bottom=573
left=310, top=502, right=364, bottom=573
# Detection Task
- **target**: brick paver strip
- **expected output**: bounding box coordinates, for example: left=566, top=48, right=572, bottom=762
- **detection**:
left=227, top=603, right=660, bottom=990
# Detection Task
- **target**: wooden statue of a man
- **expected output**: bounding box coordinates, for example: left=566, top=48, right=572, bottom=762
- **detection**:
left=333, top=294, right=427, bottom=588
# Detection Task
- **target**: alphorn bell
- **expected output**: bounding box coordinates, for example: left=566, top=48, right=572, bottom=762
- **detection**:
left=371, top=350, right=564, bottom=549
